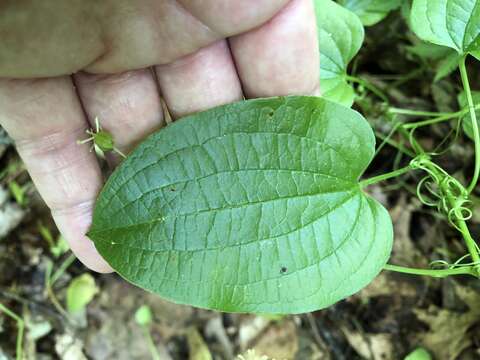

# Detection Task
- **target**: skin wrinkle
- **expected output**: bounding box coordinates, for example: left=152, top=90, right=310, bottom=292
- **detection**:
left=5, top=91, right=46, bottom=108
left=156, top=42, right=223, bottom=71
left=74, top=70, right=137, bottom=86
left=89, top=0, right=217, bottom=73
left=22, top=147, right=99, bottom=211
left=169, top=0, right=219, bottom=37
left=15, top=128, right=93, bottom=198
left=177, top=0, right=290, bottom=36
left=51, top=198, right=96, bottom=217
left=15, top=126, right=86, bottom=154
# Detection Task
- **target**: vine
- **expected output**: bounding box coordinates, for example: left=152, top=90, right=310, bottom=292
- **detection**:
left=360, top=55, right=480, bottom=278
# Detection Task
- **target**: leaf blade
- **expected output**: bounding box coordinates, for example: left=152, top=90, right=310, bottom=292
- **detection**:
left=339, top=0, right=403, bottom=26
left=411, top=0, right=480, bottom=56
left=316, top=0, right=364, bottom=107
left=89, top=96, right=393, bottom=314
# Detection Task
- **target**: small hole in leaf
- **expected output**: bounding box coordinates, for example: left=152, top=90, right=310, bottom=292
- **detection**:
left=170, top=188, right=175, bottom=192
left=268, top=110, right=274, bottom=117
left=280, top=266, right=287, bottom=274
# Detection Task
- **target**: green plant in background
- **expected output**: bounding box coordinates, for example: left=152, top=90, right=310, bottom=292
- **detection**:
left=316, top=0, right=364, bottom=106
left=0, top=303, right=24, bottom=360
left=379, top=0, right=480, bottom=276
left=82, top=0, right=480, bottom=315
left=404, top=347, right=432, bottom=360
left=134, top=305, right=161, bottom=360
left=328, top=0, right=480, bottom=281
left=237, top=350, right=271, bottom=360
left=410, top=0, right=480, bottom=61
left=66, top=273, right=98, bottom=314
left=0, top=159, right=31, bottom=206
left=8, top=180, right=27, bottom=207
left=39, top=221, right=79, bottom=320
left=316, top=0, right=389, bottom=107
left=44, top=252, right=77, bottom=318
left=38, top=222, right=69, bottom=258
left=186, top=327, right=213, bottom=360
left=339, top=0, right=403, bottom=26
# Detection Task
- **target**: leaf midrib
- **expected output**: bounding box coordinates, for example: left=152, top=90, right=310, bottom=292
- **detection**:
left=94, top=192, right=364, bottom=289
left=101, top=167, right=354, bottom=220
left=90, top=186, right=359, bottom=237
left=100, top=129, right=357, bottom=212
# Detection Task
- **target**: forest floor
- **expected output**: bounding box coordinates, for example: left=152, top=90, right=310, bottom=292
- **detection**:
left=1, top=11, right=480, bottom=360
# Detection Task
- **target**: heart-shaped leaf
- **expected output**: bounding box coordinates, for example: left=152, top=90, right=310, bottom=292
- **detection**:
left=339, top=0, right=403, bottom=26
left=411, top=0, right=480, bottom=57
left=316, top=0, right=364, bottom=107
left=88, top=96, right=393, bottom=314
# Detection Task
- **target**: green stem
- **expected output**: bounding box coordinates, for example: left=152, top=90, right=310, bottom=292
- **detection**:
left=456, top=218, right=480, bottom=276
left=443, top=189, right=480, bottom=277
left=388, top=107, right=454, bottom=117
left=384, top=264, right=478, bottom=278
left=143, top=327, right=161, bottom=360
left=346, top=75, right=389, bottom=103
left=459, top=56, right=480, bottom=194
left=50, top=253, right=76, bottom=286
left=44, top=261, right=70, bottom=319
left=402, top=109, right=467, bottom=129
left=389, top=66, right=426, bottom=88
left=360, top=165, right=412, bottom=187
left=374, top=130, right=416, bottom=157
left=0, top=303, right=24, bottom=360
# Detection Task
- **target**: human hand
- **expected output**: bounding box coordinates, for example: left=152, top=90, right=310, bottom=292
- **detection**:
left=0, top=0, right=319, bottom=272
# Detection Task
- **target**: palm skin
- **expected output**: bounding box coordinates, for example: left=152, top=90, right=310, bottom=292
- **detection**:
left=0, top=0, right=319, bottom=272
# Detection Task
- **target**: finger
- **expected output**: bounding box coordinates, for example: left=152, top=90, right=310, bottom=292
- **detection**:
left=155, top=40, right=243, bottom=119
left=74, top=69, right=164, bottom=164
left=0, top=77, right=113, bottom=273
left=176, top=0, right=290, bottom=35
left=229, top=0, right=320, bottom=98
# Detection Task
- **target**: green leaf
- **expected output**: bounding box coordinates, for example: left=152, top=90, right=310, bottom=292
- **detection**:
left=404, top=347, right=432, bottom=360
left=187, top=328, right=213, bottom=360
left=405, top=42, right=453, bottom=61
left=134, top=305, right=153, bottom=326
left=315, top=0, right=364, bottom=107
left=339, top=0, right=403, bottom=26
left=410, top=0, right=480, bottom=56
left=66, top=274, right=98, bottom=314
left=433, top=52, right=461, bottom=82
left=88, top=96, right=393, bottom=314
left=51, top=235, right=69, bottom=258
left=8, top=181, right=26, bottom=206
left=458, top=90, right=480, bottom=140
